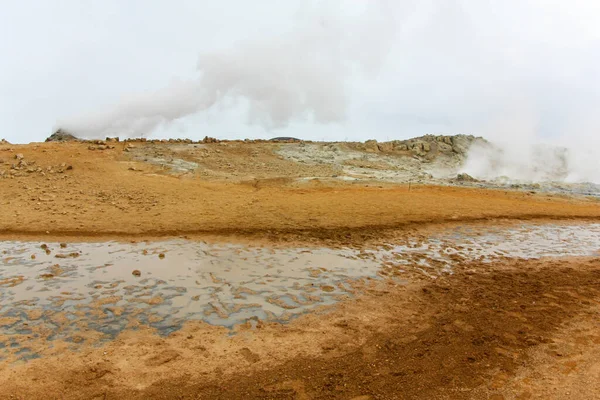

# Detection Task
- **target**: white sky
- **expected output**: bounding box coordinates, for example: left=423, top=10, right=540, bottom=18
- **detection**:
left=2, top=0, right=600, bottom=143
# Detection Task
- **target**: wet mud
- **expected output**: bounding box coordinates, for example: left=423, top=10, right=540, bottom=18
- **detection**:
left=0, top=223, right=599, bottom=364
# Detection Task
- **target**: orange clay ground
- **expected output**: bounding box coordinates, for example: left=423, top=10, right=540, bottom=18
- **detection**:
left=0, top=140, right=599, bottom=399
left=1, top=141, right=599, bottom=242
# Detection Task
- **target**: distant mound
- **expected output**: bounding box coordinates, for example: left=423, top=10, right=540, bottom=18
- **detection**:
left=270, top=137, right=302, bottom=142
left=46, top=129, right=79, bottom=142
left=0, top=138, right=9, bottom=145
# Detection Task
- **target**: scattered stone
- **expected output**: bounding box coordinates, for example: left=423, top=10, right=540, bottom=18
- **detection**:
left=377, top=142, right=394, bottom=152
left=456, top=173, right=478, bottom=182
left=202, top=136, right=219, bottom=144
left=55, top=252, right=80, bottom=259
left=31, top=254, right=36, bottom=260
left=39, top=273, right=54, bottom=279
left=364, top=139, right=379, bottom=153
left=15, top=153, right=24, bottom=160
left=158, top=253, right=165, bottom=259
left=40, top=244, right=48, bottom=250
left=238, top=347, right=261, bottom=364
left=60, top=243, right=67, bottom=248
left=132, top=269, right=141, bottom=277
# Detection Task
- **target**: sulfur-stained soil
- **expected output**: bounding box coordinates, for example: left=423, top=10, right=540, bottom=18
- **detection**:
left=1, top=140, right=599, bottom=243
left=1, top=138, right=600, bottom=399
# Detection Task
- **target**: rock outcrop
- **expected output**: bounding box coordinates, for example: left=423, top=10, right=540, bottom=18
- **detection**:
left=357, top=134, right=487, bottom=160
left=46, top=129, right=79, bottom=142
left=456, top=173, right=478, bottom=182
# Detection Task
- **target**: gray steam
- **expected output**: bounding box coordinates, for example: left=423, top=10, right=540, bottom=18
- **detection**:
left=57, top=3, right=396, bottom=138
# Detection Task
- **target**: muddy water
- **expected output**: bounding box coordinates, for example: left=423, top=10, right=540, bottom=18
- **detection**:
left=0, top=223, right=599, bottom=362
left=375, top=223, right=600, bottom=276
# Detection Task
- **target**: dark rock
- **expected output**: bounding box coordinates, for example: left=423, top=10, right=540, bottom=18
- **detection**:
left=456, top=173, right=478, bottom=182
left=46, top=129, right=79, bottom=142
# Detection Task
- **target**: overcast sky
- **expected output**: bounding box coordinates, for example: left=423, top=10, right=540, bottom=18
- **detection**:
left=2, top=0, right=600, bottom=144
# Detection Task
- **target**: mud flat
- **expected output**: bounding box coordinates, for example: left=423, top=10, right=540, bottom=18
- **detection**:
left=1, top=140, right=600, bottom=399
left=0, top=222, right=598, bottom=367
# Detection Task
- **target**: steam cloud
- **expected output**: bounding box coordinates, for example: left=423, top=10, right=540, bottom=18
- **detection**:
left=461, top=110, right=600, bottom=184
left=57, top=3, right=395, bottom=138
left=462, top=139, right=600, bottom=184
left=54, top=1, right=600, bottom=184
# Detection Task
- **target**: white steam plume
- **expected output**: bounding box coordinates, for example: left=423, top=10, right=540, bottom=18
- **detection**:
left=56, top=2, right=397, bottom=138
left=461, top=107, right=600, bottom=184
left=462, top=141, right=600, bottom=184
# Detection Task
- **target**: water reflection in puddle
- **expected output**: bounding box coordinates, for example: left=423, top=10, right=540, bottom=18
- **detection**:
left=0, top=223, right=599, bottom=361
left=0, top=243, right=374, bottom=342
left=374, top=223, right=600, bottom=277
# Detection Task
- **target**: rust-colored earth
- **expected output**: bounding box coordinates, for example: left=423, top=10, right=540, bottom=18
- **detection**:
left=1, top=141, right=599, bottom=242
left=1, top=140, right=599, bottom=399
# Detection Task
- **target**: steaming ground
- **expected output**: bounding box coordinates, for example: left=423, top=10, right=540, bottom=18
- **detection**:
left=1, top=133, right=600, bottom=242
left=1, top=136, right=600, bottom=399
left=33, top=132, right=600, bottom=194
left=462, top=139, right=600, bottom=185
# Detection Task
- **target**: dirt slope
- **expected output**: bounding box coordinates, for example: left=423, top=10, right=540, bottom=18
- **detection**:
left=1, top=140, right=600, bottom=399
left=1, top=141, right=599, bottom=242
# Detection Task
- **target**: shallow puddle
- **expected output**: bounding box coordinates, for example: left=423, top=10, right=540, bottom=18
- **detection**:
left=375, top=223, right=600, bottom=276
left=0, top=223, right=599, bottom=362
